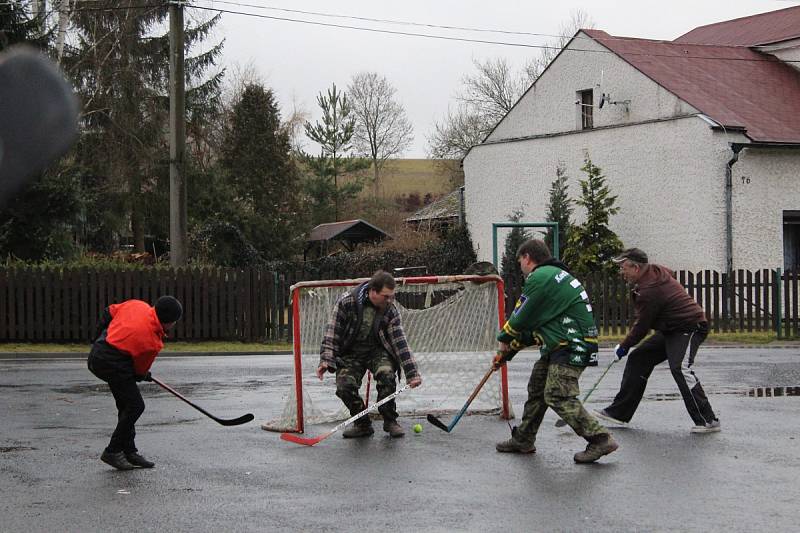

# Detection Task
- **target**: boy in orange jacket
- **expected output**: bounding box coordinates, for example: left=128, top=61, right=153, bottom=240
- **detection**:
left=88, top=296, right=182, bottom=470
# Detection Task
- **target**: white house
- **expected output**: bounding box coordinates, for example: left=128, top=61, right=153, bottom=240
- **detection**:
left=463, top=6, right=800, bottom=272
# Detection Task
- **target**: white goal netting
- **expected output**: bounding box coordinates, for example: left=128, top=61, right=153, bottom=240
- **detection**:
left=262, top=275, right=512, bottom=432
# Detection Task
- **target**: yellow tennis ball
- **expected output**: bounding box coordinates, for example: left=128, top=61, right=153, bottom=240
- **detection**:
left=413, top=423, right=423, bottom=433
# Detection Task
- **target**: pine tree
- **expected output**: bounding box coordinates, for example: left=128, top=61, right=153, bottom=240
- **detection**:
left=0, top=2, right=50, bottom=51
left=500, top=209, right=530, bottom=298
left=544, top=162, right=573, bottom=259
left=219, top=83, right=302, bottom=261
left=302, top=83, right=369, bottom=223
left=63, top=2, right=223, bottom=252
left=562, top=155, right=623, bottom=277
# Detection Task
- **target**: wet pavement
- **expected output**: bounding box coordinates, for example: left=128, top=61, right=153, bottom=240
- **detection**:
left=2, top=347, right=800, bottom=532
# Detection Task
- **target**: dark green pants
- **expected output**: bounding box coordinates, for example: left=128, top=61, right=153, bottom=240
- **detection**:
left=516, top=354, right=607, bottom=444
left=335, top=351, right=398, bottom=422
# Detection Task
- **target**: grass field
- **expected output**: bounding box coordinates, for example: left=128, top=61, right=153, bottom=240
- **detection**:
left=0, top=331, right=791, bottom=353
left=339, top=158, right=461, bottom=200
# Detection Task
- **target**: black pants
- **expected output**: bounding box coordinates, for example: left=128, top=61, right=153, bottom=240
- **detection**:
left=88, top=360, right=145, bottom=453
left=604, top=324, right=717, bottom=426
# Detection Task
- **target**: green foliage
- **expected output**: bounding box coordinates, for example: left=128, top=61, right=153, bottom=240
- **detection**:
left=219, top=83, right=303, bottom=261
left=500, top=209, right=529, bottom=282
left=269, top=224, right=477, bottom=278
left=0, top=3, right=51, bottom=51
left=190, top=220, right=263, bottom=268
left=0, top=171, right=84, bottom=261
left=62, top=2, right=223, bottom=253
left=544, top=163, right=573, bottom=259
left=302, top=83, right=369, bottom=223
left=562, top=155, right=623, bottom=277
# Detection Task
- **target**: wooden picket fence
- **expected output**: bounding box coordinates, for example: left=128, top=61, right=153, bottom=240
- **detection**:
left=0, top=266, right=797, bottom=343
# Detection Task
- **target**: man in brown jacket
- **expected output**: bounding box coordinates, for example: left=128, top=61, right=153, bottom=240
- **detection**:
left=594, top=248, right=721, bottom=433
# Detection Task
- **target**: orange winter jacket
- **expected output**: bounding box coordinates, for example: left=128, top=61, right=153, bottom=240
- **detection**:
left=104, top=300, right=166, bottom=375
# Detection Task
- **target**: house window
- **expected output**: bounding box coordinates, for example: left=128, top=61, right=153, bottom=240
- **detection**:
left=578, top=89, right=593, bottom=129
left=783, top=211, right=800, bottom=272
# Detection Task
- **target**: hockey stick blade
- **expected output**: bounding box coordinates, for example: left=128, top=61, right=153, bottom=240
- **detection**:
left=151, top=376, right=254, bottom=427
left=426, top=414, right=451, bottom=432
left=280, top=384, right=411, bottom=446
left=425, top=365, right=496, bottom=434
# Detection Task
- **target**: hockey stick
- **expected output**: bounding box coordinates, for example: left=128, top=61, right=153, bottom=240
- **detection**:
left=281, top=384, right=411, bottom=446
left=426, top=365, right=495, bottom=433
left=554, top=358, right=617, bottom=427
left=151, top=376, right=255, bottom=427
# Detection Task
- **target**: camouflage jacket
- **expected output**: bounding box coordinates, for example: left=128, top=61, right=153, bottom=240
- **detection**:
left=320, top=282, right=419, bottom=379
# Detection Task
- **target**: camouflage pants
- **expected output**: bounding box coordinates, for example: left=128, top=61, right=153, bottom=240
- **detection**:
left=516, top=354, right=607, bottom=444
left=335, top=350, right=398, bottom=422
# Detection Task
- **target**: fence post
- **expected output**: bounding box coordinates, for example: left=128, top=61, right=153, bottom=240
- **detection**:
left=775, top=268, right=782, bottom=339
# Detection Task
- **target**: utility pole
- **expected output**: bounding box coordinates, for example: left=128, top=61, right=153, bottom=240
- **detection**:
left=169, top=0, right=187, bottom=266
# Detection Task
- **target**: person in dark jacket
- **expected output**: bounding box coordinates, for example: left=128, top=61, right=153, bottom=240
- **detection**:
left=88, top=296, right=183, bottom=470
left=594, top=248, right=720, bottom=433
left=316, top=270, right=422, bottom=438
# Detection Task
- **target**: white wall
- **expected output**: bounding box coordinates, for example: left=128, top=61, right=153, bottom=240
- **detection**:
left=464, top=115, right=756, bottom=272
left=732, top=148, right=800, bottom=269
left=487, top=31, right=698, bottom=142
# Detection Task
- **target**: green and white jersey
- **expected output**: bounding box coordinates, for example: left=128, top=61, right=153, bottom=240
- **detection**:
left=498, top=263, right=599, bottom=367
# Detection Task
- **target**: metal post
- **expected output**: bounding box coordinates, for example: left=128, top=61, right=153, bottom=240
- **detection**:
left=169, top=1, right=187, bottom=266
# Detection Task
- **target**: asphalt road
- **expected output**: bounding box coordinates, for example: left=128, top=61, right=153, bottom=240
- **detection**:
left=2, top=347, right=799, bottom=532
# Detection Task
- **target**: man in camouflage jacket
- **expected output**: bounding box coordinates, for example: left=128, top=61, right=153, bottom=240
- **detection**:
left=316, top=270, right=422, bottom=438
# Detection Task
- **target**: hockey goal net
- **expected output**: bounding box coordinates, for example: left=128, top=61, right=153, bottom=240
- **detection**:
left=262, top=274, right=512, bottom=433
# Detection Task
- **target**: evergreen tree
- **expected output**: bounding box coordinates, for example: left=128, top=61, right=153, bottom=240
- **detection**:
left=302, top=83, right=369, bottom=223
left=219, top=83, right=302, bottom=261
left=0, top=2, right=50, bottom=51
left=63, top=2, right=223, bottom=252
left=562, top=155, right=623, bottom=277
left=544, top=162, right=573, bottom=259
left=500, top=208, right=529, bottom=294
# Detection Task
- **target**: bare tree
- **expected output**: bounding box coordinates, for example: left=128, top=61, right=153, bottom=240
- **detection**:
left=282, top=92, right=310, bottom=155
left=428, top=9, right=594, bottom=160
left=348, top=72, right=414, bottom=195
left=525, top=9, right=594, bottom=81
left=459, top=57, right=531, bottom=127
left=427, top=58, right=528, bottom=160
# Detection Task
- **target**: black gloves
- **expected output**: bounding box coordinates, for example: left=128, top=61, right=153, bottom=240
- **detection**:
left=135, top=372, right=153, bottom=382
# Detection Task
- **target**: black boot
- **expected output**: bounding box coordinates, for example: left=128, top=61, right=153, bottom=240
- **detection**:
left=100, top=450, right=135, bottom=471
left=125, top=452, right=155, bottom=468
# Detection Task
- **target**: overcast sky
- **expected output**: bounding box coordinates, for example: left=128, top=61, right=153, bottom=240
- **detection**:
left=193, top=0, right=800, bottom=157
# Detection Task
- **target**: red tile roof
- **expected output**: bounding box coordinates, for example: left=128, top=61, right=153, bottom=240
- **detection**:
left=675, top=6, right=800, bottom=46
left=584, top=29, right=800, bottom=143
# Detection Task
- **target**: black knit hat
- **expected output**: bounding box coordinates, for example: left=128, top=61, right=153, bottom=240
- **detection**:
left=155, top=295, right=182, bottom=323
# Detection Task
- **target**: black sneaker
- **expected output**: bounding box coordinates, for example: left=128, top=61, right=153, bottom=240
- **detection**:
left=100, top=450, right=135, bottom=471
left=125, top=452, right=155, bottom=468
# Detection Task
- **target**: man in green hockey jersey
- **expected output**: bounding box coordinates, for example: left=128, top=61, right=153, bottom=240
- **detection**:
left=493, top=239, right=618, bottom=463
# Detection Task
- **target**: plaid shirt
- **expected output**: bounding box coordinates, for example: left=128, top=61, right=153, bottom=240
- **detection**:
left=320, top=282, right=419, bottom=380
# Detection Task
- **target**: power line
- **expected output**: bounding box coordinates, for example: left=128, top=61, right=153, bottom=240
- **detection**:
left=188, top=3, right=800, bottom=64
